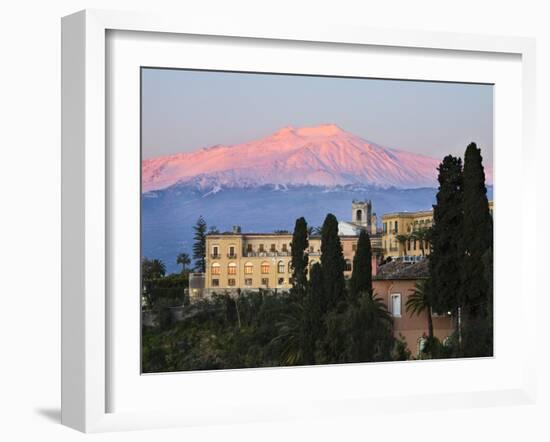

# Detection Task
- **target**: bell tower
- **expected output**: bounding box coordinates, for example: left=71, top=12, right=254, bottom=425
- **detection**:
left=352, top=199, right=372, bottom=229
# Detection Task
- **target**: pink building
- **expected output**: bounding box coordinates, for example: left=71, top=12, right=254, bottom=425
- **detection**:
left=373, top=259, right=454, bottom=356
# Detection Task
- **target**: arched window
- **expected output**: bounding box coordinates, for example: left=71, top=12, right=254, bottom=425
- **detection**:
left=228, top=262, right=237, bottom=275
left=288, top=261, right=293, bottom=273
left=211, top=262, right=221, bottom=275
left=244, top=262, right=253, bottom=274
left=356, top=209, right=362, bottom=221
left=261, top=261, right=270, bottom=274
left=278, top=261, right=285, bottom=273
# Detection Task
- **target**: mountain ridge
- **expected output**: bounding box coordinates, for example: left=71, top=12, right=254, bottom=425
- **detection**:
left=142, top=124, right=492, bottom=192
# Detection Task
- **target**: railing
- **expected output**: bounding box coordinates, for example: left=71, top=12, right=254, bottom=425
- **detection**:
left=227, top=254, right=237, bottom=259
left=244, top=251, right=291, bottom=257
left=210, top=254, right=221, bottom=259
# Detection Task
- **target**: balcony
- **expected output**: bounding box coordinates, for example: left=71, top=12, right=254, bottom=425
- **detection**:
left=210, top=254, right=221, bottom=259
left=227, top=254, right=237, bottom=259
left=244, top=251, right=291, bottom=257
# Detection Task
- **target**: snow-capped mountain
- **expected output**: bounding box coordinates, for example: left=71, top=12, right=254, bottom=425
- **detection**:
left=143, top=124, right=486, bottom=192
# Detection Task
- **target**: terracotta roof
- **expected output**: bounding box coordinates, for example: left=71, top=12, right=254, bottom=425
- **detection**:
left=374, top=258, right=429, bottom=280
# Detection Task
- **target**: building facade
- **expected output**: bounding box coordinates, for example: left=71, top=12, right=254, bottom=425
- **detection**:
left=204, top=232, right=294, bottom=294
left=372, top=259, right=454, bottom=354
left=381, top=200, right=493, bottom=259
left=382, top=210, right=433, bottom=258
left=196, top=198, right=493, bottom=296
left=202, top=232, right=381, bottom=296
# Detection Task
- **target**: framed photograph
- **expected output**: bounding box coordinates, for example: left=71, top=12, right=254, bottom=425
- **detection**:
left=61, top=9, right=537, bottom=432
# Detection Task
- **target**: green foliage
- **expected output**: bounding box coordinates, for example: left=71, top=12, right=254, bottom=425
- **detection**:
left=320, top=213, right=346, bottom=313
left=192, top=216, right=208, bottom=273
left=460, top=143, right=493, bottom=357
left=141, top=291, right=306, bottom=372
left=410, top=227, right=431, bottom=256
left=290, top=217, right=309, bottom=297
left=429, top=155, right=464, bottom=314
left=392, top=334, right=412, bottom=361
left=142, top=258, right=166, bottom=279
left=176, top=252, right=191, bottom=273
left=395, top=234, right=410, bottom=256
left=302, top=263, right=323, bottom=364
left=426, top=144, right=493, bottom=358
left=406, top=279, right=433, bottom=341
left=461, top=143, right=493, bottom=316
left=320, top=291, right=394, bottom=364
left=349, top=229, right=372, bottom=300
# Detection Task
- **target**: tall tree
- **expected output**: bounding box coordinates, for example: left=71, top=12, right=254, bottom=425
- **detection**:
left=320, top=213, right=346, bottom=313
left=349, top=229, right=373, bottom=300
left=176, top=252, right=191, bottom=274
left=192, top=216, right=207, bottom=273
left=429, top=155, right=464, bottom=315
left=290, top=217, right=309, bottom=296
left=302, top=262, right=324, bottom=364
left=461, top=142, right=493, bottom=317
left=461, top=143, right=493, bottom=357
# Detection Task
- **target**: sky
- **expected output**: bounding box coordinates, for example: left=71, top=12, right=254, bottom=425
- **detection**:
left=141, top=68, right=493, bottom=167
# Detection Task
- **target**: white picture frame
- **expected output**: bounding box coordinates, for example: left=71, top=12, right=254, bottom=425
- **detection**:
left=61, top=9, right=537, bottom=433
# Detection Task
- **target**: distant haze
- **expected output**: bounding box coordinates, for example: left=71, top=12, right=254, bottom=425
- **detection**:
left=142, top=68, right=493, bottom=168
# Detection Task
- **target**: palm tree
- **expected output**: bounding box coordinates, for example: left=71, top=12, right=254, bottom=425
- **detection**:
left=406, top=279, right=433, bottom=343
left=142, top=257, right=166, bottom=280
left=410, top=228, right=430, bottom=256
left=307, top=226, right=322, bottom=236
left=149, top=259, right=166, bottom=279
left=345, top=291, right=394, bottom=362
left=271, top=301, right=306, bottom=365
left=176, top=253, right=191, bottom=274
left=395, top=234, right=410, bottom=257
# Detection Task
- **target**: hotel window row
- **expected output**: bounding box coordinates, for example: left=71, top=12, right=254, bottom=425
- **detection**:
left=210, top=277, right=289, bottom=288
left=211, top=261, right=291, bottom=275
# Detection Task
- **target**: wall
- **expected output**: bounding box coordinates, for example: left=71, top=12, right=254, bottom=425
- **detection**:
left=373, top=279, right=454, bottom=354
left=0, top=1, right=548, bottom=441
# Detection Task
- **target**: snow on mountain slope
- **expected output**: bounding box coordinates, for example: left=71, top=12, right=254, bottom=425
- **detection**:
left=142, top=124, right=492, bottom=192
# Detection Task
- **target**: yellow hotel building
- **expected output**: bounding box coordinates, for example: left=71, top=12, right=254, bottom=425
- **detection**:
left=203, top=231, right=382, bottom=295
left=382, top=200, right=493, bottom=258
left=194, top=199, right=492, bottom=296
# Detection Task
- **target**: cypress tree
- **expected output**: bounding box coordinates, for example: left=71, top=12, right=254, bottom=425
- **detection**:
left=429, top=155, right=464, bottom=314
left=349, top=229, right=372, bottom=300
left=461, top=143, right=493, bottom=317
left=302, top=262, right=323, bottom=364
left=290, top=217, right=309, bottom=296
left=461, top=143, right=493, bottom=356
left=320, top=213, right=346, bottom=312
left=192, top=216, right=207, bottom=273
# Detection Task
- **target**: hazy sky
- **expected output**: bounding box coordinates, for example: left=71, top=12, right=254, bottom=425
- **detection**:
left=142, top=68, right=493, bottom=167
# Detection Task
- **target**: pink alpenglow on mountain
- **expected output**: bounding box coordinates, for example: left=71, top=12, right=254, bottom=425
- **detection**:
left=142, top=124, right=493, bottom=192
